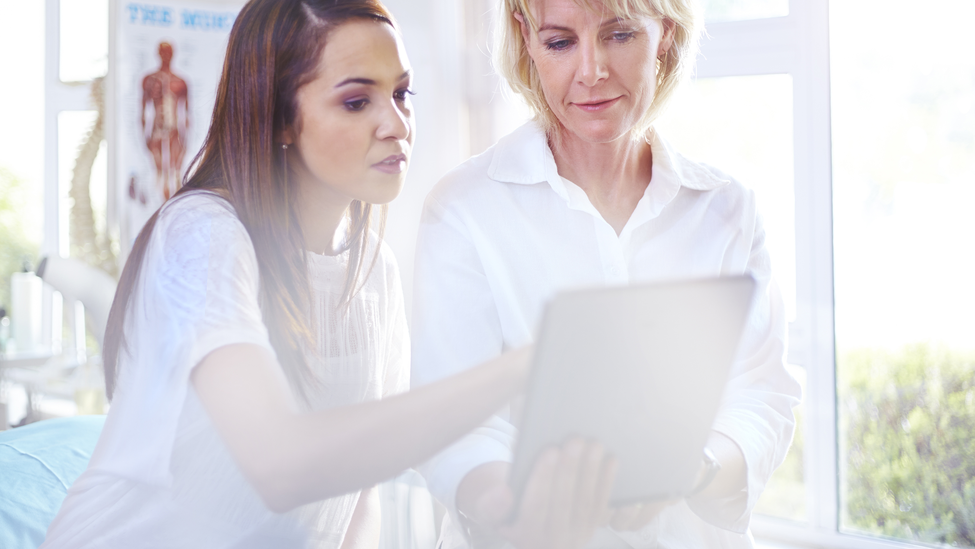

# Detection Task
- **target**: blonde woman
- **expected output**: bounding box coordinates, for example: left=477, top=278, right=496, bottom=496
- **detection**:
left=412, top=0, right=802, bottom=547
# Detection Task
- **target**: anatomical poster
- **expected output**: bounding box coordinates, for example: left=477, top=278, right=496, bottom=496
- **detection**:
left=115, top=1, right=241, bottom=250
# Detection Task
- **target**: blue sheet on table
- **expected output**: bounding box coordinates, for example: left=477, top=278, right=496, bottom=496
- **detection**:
left=0, top=416, right=105, bottom=549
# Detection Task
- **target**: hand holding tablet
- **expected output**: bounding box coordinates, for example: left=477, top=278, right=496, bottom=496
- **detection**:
left=510, top=276, right=757, bottom=507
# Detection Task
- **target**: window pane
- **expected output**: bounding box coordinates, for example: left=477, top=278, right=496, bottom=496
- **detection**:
left=701, top=0, right=788, bottom=23
left=0, top=1, right=44, bottom=309
left=60, top=0, right=108, bottom=82
left=655, top=75, right=805, bottom=522
left=832, top=1, right=975, bottom=546
left=656, top=75, right=795, bottom=323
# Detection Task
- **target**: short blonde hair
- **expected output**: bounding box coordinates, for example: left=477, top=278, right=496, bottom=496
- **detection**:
left=495, top=0, right=702, bottom=137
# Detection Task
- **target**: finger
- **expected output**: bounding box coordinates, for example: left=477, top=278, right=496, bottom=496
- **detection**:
left=593, top=453, right=618, bottom=527
left=548, top=438, right=586, bottom=548
left=609, top=503, right=641, bottom=531
left=612, top=499, right=673, bottom=531
left=515, top=447, right=559, bottom=532
left=571, top=442, right=606, bottom=533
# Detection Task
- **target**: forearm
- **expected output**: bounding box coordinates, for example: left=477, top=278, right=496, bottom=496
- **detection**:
left=281, top=353, right=525, bottom=506
left=692, top=431, right=747, bottom=502
left=193, top=344, right=528, bottom=512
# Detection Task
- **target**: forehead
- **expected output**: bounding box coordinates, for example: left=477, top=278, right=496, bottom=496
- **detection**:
left=317, top=20, right=410, bottom=82
left=524, top=0, right=656, bottom=26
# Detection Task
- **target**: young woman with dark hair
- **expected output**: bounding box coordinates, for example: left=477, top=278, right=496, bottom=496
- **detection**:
left=40, top=1, right=615, bottom=547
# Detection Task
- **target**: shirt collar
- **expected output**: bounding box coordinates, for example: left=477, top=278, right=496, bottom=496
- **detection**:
left=486, top=121, right=731, bottom=193
left=648, top=128, right=731, bottom=191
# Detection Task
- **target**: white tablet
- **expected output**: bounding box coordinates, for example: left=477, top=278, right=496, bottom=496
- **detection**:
left=509, top=275, right=757, bottom=505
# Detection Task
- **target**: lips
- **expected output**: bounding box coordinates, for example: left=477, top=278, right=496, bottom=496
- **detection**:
left=372, top=153, right=408, bottom=174
left=572, top=96, right=622, bottom=112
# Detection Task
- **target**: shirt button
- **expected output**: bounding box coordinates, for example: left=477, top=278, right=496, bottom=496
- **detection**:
left=610, top=266, right=622, bottom=276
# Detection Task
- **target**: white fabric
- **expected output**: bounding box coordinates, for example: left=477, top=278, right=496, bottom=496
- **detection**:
left=411, top=122, right=802, bottom=549
left=42, top=191, right=410, bottom=549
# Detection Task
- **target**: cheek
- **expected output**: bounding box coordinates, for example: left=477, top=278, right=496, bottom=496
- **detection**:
left=622, top=51, right=658, bottom=102
left=535, top=55, right=573, bottom=107
left=300, top=115, right=366, bottom=181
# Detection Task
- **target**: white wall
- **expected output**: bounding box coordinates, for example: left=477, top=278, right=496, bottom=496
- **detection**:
left=382, top=0, right=468, bottom=319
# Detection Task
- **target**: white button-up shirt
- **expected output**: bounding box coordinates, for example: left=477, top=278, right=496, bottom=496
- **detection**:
left=412, top=122, right=801, bottom=548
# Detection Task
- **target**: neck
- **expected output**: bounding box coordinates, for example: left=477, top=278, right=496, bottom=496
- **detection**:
left=295, top=176, right=353, bottom=256
left=549, top=127, right=653, bottom=234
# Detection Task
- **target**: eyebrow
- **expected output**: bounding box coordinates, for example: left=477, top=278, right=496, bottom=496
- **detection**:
left=537, top=16, right=630, bottom=33
left=334, top=70, right=412, bottom=89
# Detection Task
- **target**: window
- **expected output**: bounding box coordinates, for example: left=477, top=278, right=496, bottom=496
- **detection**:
left=701, top=0, right=788, bottom=23
left=1, top=0, right=110, bottom=373
left=691, top=1, right=974, bottom=548
left=831, top=0, right=975, bottom=546
left=655, top=74, right=805, bottom=522
left=0, top=2, right=44, bottom=330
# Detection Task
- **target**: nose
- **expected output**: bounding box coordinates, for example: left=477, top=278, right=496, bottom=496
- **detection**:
left=577, top=39, right=609, bottom=87
left=377, top=100, right=412, bottom=142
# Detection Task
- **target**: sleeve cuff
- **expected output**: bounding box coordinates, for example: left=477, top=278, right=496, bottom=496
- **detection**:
left=416, top=418, right=515, bottom=519
left=697, top=416, right=769, bottom=533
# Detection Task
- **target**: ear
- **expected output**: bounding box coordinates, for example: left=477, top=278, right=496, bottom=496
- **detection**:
left=276, top=127, right=295, bottom=147
left=657, top=18, right=677, bottom=58
left=513, top=11, right=532, bottom=51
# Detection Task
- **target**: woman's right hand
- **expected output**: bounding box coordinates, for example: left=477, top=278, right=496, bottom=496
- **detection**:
left=457, top=439, right=617, bottom=549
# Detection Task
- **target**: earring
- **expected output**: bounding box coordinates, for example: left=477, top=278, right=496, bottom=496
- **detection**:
left=281, top=143, right=289, bottom=189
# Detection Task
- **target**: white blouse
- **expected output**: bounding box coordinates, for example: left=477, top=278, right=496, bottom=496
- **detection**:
left=42, top=192, right=410, bottom=548
left=411, top=122, right=802, bottom=549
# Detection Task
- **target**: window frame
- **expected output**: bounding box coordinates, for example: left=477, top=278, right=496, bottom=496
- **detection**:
left=42, top=0, right=103, bottom=355
left=702, top=3, right=941, bottom=549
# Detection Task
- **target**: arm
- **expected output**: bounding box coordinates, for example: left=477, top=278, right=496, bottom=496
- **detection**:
left=685, top=207, right=802, bottom=531
left=412, top=194, right=516, bottom=513
left=180, top=82, right=190, bottom=132
left=139, top=82, right=149, bottom=137
left=191, top=342, right=529, bottom=513
left=413, top=193, right=620, bottom=548
left=141, top=77, right=150, bottom=136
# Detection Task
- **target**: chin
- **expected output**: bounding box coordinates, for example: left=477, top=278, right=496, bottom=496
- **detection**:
left=360, top=179, right=405, bottom=206
left=563, top=121, right=632, bottom=144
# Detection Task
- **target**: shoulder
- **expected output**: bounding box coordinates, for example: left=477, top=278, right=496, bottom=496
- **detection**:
left=426, top=148, right=498, bottom=212
left=157, top=191, right=250, bottom=244
left=150, top=191, right=257, bottom=272
left=426, top=122, right=544, bottom=213
left=665, top=145, right=758, bottom=216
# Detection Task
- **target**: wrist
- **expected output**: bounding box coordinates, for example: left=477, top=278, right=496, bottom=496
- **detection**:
left=456, top=462, right=511, bottom=525
left=688, top=447, right=721, bottom=497
left=456, top=463, right=512, bottom=549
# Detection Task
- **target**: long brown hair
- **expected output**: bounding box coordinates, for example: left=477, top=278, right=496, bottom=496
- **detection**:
left=103, top=0, right=395, bottom=400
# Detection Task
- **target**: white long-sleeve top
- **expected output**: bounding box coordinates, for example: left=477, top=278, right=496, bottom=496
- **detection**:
left=42, top=192, right=410, bottom=548
left=411, top=122, right=802, bottom=548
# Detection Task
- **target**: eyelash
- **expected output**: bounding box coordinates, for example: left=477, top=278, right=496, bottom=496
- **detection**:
left=344, top=88, right=415, bottom=112
left=394, top=88, right=416, bottom=102
left=545, top=38, right=573, bottom=52
left=610, top=31, right=636, bottom=43
left=345, top=98, right=369, bottom=112
left=543, top=31, right=637, bottom=51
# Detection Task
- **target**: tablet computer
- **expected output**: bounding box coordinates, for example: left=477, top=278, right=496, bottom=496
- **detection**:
left=509, top=275, right=757, bottom=505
